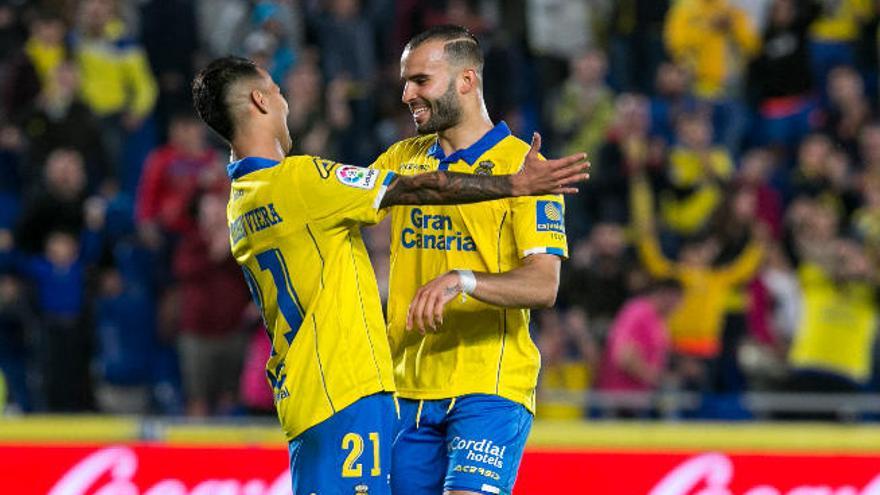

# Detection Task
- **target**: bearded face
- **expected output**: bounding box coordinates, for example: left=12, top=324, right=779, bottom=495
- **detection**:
left=410, top=78, right=463, bottom=135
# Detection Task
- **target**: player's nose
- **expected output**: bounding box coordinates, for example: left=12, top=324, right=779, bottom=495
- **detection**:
left=401, top=82, right=416, bottom=104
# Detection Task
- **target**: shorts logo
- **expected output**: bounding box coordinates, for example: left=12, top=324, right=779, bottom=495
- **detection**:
left=336, top=165, right=379, bottom=189
left=354, top=484, right=369, bottom=494
left=536, top=200, right=565, bottom=233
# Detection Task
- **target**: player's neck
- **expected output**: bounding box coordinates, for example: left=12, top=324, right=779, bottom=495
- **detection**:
left=230, top=130, right=286, bottom=162
left=437, top=111, right=494, bottom=156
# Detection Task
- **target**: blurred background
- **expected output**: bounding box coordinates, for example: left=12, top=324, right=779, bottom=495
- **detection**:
left=0, top=0, right=880, bottom=426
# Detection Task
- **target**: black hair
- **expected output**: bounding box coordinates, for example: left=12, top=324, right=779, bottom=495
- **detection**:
left=191, top=56, right=261, bottom=142
left=405, top=25, right=483, bottom=76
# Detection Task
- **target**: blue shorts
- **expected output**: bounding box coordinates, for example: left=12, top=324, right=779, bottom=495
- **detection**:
left=391, top=394, right=533, bottom=495
left=288, top=392, right=398, bottom=495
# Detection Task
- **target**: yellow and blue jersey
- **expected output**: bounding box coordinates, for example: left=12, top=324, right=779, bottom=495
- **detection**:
left=371, top=122, right=568, bottom=413
left=226, top=155, right=397, bottom=440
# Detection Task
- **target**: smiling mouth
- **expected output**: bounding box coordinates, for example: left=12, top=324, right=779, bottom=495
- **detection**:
left=410, top=103, right=430, bottom=121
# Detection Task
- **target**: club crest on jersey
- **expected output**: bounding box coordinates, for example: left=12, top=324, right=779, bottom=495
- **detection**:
left=336, top=165, right=379, bottom=189
left=475, top=160, right=495, bottom=176
left=354, top=484, right=369, bottom=494
left=536, top=200, right=565, bottom=233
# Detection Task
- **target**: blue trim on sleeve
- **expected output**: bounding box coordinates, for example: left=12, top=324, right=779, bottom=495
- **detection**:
left=227, top=157, right=281, bottom=180
left=546, top=247, right=565, bottom=256
left=382, top=171, right=396, bottom=186
left=428, top=121, right=511, bottom=171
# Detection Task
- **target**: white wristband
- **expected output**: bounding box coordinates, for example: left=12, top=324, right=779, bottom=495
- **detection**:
left=456, top=269, right=477, bottom=295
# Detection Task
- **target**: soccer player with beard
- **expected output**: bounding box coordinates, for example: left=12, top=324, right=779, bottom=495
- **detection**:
left=371, top=26, right=575, bottom=495
left=191, top=57, right=587, bottom=494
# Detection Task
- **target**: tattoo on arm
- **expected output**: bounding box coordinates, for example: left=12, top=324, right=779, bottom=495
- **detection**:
left=379, top=171, right=514, bottom=208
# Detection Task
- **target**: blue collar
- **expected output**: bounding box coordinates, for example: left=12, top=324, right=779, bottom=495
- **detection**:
left=427, top=121, right=511, bottom=171
left=227, top=157, right=281, bottom=180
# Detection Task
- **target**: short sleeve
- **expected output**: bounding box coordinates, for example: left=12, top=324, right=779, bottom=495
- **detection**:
left=296, top=158, right=397, bottom=227
left=369, top=146, right=397, bottom=171
left=510, top=194, right=569, bottom=259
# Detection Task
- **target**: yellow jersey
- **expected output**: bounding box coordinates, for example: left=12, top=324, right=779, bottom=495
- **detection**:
left=371, top=122, right=568, bottom=413
left=227, top=156, right=397, bottom=440
left=789, top=263, right=878, bottom=383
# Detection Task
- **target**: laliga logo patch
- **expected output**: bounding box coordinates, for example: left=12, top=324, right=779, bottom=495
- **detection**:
left=475, top=160, right=495, bottom=176
left=536, top=200, right=565, bottom=233
left=336, top=165, right=379, bottom=190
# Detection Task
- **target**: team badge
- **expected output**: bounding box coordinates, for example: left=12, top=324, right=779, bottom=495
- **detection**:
left=313, top=158, right=338, bottom=179
left=535, top=200, right=565, bottom=233
left=475, top=160, right=495, bottom=176
left=336, top=165, right=379, bottom=189
left=354, top=484, right=369, bottom=494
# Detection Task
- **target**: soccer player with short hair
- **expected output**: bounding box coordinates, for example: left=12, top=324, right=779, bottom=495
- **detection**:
left=371, top=26, right=575, bottom=495
left=190, top=57, right=587, bottom=495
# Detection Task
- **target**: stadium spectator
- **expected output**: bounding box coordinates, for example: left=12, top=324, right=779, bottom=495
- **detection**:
left=139, top=0, right=200, bottom=137
left=92, top=238, right=160, bottom=414
left=549, top=49, right=615, bottom=161
left=20, top=61, right=110, bottom=185
left=16, top=148, right=87, bottom=254
left=632, top=174, right=764, bottom=391
left=596, top=278, right=683, bottom=397
left=665, top=0, right=759, bottom=149
left=136, top=112, right=223, bottom=238
left=665, top=0, right=760, bottom=100
left=650, top=62, right=698, bottom=145
left=536, top=308, right=597, bottom=419
left=660, top=111, right=734, bottom=238
left=607, top=0, right=671, bottom=93
left=823, top=65, right=873, bottom=156
left=559, top=223, right=641, bottom=339
left=172, top=192, right=250, bottom=416
left=787, top=237, right=878, bottom=394
left=2, top=10, right=65, bottom=122
left=808, top=0, right=872, bottom=90
left=747, top=0, right=821, bottom=152
left=737, top=148, right=784, bottom=239
left=586, top=94, right=663, bottom=231
left=312, top=0, right=378, bottom=164
left=283, top=49, right=346, bottom=157
left=0, top=197, right=104, bottom=411
left=71, top=0, right=158, bottom=185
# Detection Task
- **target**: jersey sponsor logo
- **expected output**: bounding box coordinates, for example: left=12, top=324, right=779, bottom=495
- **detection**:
left=336, top=165, right=379, bottom=189
left=475, top=160, right=495, bottom=176
left=536, top=200, right=565, bottom=233
left=400, top=162, right=432, bottom=173
left=313, top=158, right=339, bottom=179
left=401, top=208, right=476, bottom=252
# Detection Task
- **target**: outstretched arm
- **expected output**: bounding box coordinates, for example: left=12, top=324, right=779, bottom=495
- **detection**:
left=379, top=133, right=589, bottom=208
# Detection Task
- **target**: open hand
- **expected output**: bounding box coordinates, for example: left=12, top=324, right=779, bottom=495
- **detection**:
left=513, top=133, right=590, bottom=196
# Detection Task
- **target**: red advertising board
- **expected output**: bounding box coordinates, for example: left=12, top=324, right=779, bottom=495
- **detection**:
left=0, top=444, right=878, bottom=495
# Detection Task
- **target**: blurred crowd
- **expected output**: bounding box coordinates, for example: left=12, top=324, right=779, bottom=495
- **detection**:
left=0, top=0, right=879, bottom=420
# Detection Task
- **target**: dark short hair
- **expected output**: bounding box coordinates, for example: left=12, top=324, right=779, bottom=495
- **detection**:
left=405, top=25, right=483, bottom=76
left=191, top=56, right=261, bottom=142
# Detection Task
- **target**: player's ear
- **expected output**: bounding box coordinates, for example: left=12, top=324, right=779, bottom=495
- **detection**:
left=251, top=89, right=269, bottom=114
left=459, top=68, right=478, bottom=95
